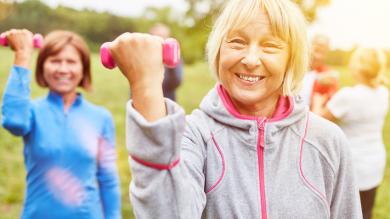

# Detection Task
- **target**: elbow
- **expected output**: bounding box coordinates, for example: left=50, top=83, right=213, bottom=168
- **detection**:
left=2, top=117, right=30, bottom=136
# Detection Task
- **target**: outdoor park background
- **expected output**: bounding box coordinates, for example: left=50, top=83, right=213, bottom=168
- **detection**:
left=0, top=0, right=390, bottom=218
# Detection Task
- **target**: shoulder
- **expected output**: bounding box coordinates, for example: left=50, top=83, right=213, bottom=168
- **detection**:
left=306, top=112, right=345, bottom=140
left=328, top=87, right=355, bottom=105
left=303, top=112, right=349, bottom=172
left=334, top=87, right=354, bottom=97
left=31, top=96, right=50, bottom=110
left=378, top=85, right=389, bottom=96
left=81, top=99, right=113, bottom=120
left=185, top=109, right=219, bottom=144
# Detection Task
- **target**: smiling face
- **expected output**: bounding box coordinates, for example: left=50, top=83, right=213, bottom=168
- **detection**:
left=218, top=10, right=290, bottom=117
left=43, top=45, right=83, bottom=97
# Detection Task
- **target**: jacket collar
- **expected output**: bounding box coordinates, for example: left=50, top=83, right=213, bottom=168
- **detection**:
left=47, top=91, right=83, bottom=109
left=199, top=84, right=307, bottom=130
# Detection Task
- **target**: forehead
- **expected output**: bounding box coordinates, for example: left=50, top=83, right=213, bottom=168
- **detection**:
left=48, top=44, right=80, bottom=58
left=224, top=8, right=285, bottom=42
left=228, top=10, right=270, bottom=33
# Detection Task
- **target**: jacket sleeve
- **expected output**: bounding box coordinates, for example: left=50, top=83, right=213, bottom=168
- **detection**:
left=126, top=98, right=206, bottom=219
left=97, top=111, right=122, bottom=219
left=1, top=66, right=33, bottom=136
left=330, top=133, right=363, bottom=219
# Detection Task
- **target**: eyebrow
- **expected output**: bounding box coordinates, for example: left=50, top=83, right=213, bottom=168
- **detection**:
left=226, top=29, right=284, bottom=43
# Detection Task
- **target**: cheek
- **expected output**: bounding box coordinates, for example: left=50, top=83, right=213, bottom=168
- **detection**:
left=218, top=48, right=238, bottom=78
left=42, top=65, right=53, bottom=80
left=263, top=59, right=285, bottom=80
left=76, top=63, right=84, bottom=74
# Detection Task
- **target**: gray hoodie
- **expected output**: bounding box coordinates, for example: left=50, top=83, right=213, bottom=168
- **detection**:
left=126, top=84, right=362, bottom=219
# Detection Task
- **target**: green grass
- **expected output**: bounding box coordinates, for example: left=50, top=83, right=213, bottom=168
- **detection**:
left=0, top=47, right=389, bottom=218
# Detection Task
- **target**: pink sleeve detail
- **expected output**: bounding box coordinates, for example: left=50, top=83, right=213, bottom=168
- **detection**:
left=130, top=154, right=180, bottom=170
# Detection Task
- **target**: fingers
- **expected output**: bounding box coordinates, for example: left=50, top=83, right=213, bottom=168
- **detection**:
left=109, top=32, right=165, bottom=87
left=2, top=29, right=35, bottom=68
left=2, top=29, right=34, bottom=52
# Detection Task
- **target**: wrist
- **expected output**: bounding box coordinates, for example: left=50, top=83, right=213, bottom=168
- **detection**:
left=130, top=82, right=166, bottom=122
left=130, top=81, right=163, bottom=99
left=14, top=51, right=32, bottom=69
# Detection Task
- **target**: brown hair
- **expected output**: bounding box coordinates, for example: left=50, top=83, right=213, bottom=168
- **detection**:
left=35, top=30, right=92, bottom=90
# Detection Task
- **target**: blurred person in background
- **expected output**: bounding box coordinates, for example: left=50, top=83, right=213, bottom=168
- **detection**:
left=1, top=29, right=121, bottom=219
left=300, top=33, right=339, bottom=109
left=312, top=47, right=388, bottom=219
left=149, top=23, right=184, bottom=101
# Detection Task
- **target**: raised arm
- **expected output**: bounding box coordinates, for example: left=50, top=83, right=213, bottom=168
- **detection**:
left=1, top=29, right=35, bottom=136
left=108, top=32, right=206, bottom=218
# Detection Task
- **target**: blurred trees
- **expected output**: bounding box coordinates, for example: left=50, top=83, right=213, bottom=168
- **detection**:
left=0, top=0, right=333, bottom=64
left=3, top=0, right=386, bottom=67
left=0, top=0, right=136, bottom=51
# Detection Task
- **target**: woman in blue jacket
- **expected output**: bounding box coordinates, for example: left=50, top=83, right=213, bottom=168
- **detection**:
left=1, top=29, right=121, bottom=219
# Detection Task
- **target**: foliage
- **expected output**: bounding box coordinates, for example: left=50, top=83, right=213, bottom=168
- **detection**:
left=0, top=0, right=334, bottom=65
left=0, top=0, right=136, bottom=51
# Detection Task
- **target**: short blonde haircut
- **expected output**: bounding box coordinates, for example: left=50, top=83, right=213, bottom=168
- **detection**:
left=349, top=47, right=388, bottom=87
left=206, top=0, right=309, bottom=95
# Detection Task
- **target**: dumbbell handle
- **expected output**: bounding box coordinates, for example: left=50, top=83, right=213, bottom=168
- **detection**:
left=0, top=33, right=43, bottom=48
left=100, top=38, right=180, bottom=69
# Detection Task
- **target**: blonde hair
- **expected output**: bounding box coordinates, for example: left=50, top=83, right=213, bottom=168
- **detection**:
left=206, top=0, right=309, bottom=95
left=349, top=47, right=388, bottom=88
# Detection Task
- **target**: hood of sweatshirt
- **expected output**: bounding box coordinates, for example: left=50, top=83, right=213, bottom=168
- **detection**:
left=199, top=84, right=308, bottom=132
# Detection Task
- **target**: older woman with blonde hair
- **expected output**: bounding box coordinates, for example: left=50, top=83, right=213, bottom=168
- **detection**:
left=107, top=0, right=361, bottom=218
left=313, top=47, right=388, bottom=219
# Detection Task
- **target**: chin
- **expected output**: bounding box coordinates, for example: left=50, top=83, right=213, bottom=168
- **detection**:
left=231, top=93, right=264, bottom=106
left=53, top=88, right=75, bottom=95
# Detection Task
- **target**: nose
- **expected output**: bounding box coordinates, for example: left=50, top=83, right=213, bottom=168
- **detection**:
left=57, top=61, right=70, bottom=73
left=241, top=46, right=261, bottom=69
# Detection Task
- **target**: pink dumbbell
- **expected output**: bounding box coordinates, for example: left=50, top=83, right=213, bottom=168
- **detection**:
left=0, top=33, right=43, bottom=48
left=100, top=38, right=180, bottom=69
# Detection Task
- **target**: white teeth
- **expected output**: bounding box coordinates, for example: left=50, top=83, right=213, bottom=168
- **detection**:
left=238, top=74, right=261, bottom=82
left=56, top=76, right=71, bottom=81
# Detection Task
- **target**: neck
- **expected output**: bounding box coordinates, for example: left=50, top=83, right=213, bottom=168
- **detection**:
left=61, top=92, right=78, bottom=112
left=232, top=92, right=281, bottom=118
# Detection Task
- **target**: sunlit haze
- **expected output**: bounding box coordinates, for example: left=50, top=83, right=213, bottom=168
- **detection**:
left=309, top=0, right=390, bottom=49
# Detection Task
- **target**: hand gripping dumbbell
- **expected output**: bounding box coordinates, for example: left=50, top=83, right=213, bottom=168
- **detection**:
left=0, top=33, right=43, bottom=48
left=100, top=38, right=180, bottom=69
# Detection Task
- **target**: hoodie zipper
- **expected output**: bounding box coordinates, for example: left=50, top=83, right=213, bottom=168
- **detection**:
left=256, top=118, right=267, bottom=219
